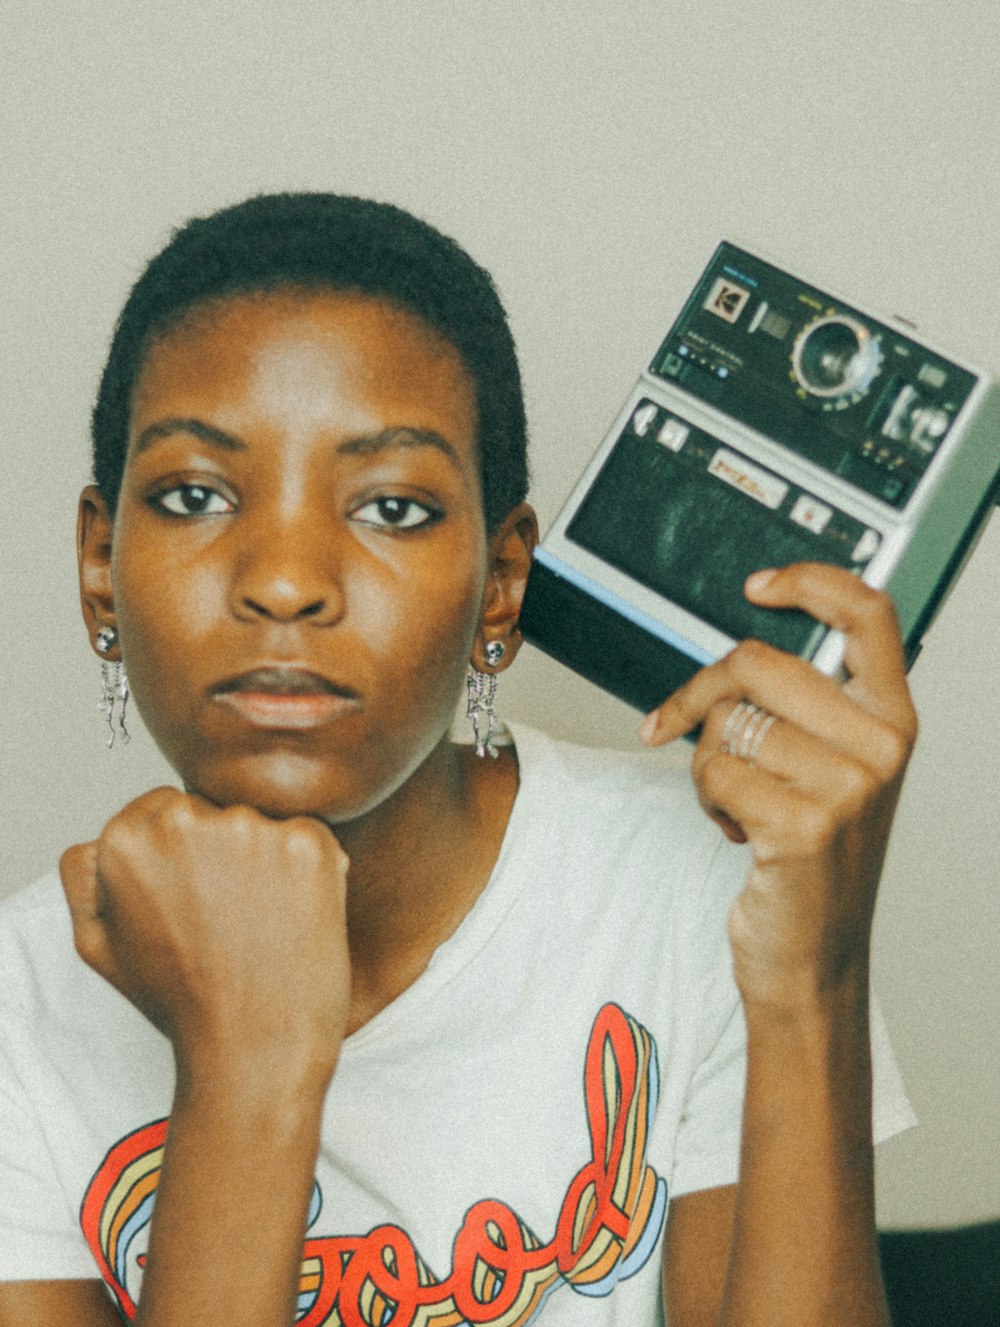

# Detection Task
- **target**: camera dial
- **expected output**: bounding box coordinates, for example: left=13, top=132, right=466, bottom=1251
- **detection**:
left=791, top=314, right=882, bottom=410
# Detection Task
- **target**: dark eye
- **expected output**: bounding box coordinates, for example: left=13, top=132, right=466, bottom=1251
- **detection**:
left=152, top=485, right=234, bottom=516
left=351, top=497, right=440, bottom=530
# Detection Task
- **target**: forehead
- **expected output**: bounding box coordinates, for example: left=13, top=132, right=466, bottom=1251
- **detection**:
left=131, top=288, right=479, bottom=450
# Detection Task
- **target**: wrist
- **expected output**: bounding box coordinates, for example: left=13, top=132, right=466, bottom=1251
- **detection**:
left=741, top=976, right=875, bottom=1159
left=173, top=1029, right=338, bottom=1123
left=743, top=975, right=871, bottom=1071
left=736, top=943, right=871, bottom=1024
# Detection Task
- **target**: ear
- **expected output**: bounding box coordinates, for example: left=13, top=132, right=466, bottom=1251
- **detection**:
left=472, top=502, right=539, bottom=671
left=77, top=485, right=120, bottom=659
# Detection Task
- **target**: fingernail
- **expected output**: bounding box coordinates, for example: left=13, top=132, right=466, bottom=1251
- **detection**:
left=639, top=711, right=659, bottom=745
left=745, top=568, right=776, bottom=595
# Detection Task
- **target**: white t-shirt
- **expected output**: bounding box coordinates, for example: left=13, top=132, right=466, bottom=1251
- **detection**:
left=0, top=726, right=914, bottom=1325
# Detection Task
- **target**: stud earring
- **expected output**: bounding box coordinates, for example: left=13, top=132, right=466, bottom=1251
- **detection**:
left=467, top=641, right=507, bottom=759
left=95, top=627, right=130, bottom=748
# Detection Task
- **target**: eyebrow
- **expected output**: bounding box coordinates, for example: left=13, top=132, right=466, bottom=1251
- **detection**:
left=133, top=418, right=246, bottom=455
left=132, top=419, right=463, bottom=469
left=336, top=427, right=463, bottom=469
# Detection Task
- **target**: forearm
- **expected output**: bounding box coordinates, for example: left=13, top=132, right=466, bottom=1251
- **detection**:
left=720, top=979, right=890, bottom=1327
left=134, top=1056, right=330, bottom=1327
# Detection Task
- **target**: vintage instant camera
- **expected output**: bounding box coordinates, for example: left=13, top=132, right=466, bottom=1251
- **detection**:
left=520, top=242, right=1000, bottom=713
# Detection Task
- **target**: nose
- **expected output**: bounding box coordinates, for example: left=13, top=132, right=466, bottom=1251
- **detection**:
left=231, top=513, right=345, bottom=626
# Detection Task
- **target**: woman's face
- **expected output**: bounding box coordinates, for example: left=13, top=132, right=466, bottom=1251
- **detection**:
left=97, top=288, right=494, bottom=821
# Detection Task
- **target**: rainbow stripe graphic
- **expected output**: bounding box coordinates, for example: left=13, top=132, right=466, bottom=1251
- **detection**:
left=81, top=1003, right=667, bottom=1324
left=80, top=1117, right=168, bottom=1319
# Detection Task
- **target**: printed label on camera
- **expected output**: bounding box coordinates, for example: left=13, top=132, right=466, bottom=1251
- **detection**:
left=704, top=277, right=751, bottom=324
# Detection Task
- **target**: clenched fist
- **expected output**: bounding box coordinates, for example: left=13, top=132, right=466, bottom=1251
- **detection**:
left=60, top=788, right=352, bottom=1090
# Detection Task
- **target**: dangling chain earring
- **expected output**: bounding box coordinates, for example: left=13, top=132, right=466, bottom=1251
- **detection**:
left=467, top=640, right=505, bottom=759
left=95, top=627, right=130, bottom=748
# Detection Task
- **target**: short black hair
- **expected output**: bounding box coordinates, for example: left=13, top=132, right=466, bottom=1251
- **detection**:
left=92, top=192, right=529, bottom=532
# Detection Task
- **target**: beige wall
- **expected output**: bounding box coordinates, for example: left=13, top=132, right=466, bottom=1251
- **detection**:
left=2, top=0, right=998, bottom=1227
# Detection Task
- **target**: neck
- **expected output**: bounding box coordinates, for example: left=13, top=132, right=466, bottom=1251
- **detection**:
left=332, top=735, right=518, bottom=1032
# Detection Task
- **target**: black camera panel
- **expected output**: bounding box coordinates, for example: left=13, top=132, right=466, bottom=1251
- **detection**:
left=521, top=242, right=1000, bottom=711
left=650, top=245, right=978, bottom=509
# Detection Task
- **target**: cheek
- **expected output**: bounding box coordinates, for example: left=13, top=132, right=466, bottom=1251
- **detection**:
left=112, top=509, right=222, bottom=636
left=345, top=558, right=483, bottom=740
left=360, top=563, right=483, bottom=691
left=111, top=560, right=220, bottom=722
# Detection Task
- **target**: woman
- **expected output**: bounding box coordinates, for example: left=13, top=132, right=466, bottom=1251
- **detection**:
left=0, top=193, right=917, bottom=1326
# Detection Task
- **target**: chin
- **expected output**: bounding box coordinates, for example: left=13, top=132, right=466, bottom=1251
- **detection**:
left=179, top=752, right=373, bottom=823
left=179, top=745, right=426, bottom=825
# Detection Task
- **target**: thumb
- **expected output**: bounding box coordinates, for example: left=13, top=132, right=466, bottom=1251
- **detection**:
left=59, top=842, right=115, bottom=979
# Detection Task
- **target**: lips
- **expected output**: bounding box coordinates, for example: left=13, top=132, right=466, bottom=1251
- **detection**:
left=214, top=667, right=355, bottom=698
left=211, top=667, right=360, bottom=729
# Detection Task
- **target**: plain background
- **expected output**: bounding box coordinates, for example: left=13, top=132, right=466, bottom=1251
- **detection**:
left=2, top=0, right=998, bottom=1230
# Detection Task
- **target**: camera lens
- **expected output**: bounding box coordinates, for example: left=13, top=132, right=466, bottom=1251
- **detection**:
left=793, top=316, right=880, bottom=401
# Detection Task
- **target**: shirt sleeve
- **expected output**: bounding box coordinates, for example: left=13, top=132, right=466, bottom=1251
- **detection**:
left=0, top=1035, right=96, bottom=1281
left=669, top=996, right=747, bottom=1198
left=665, top=839, right=915, bottom=1200
left=667, top=835, right=749, bottom=1199
left=871, top=993, right=917, bottom=1142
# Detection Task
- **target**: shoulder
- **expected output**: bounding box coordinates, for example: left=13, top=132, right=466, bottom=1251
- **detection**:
left=506, top=724, right=749, bottom=916
left=0, top=871, right=73, bottom=951
left=511, top=723, right=727, bottom=859
left=0, top=871, right=97, bottom=1016
left=511, top=721, right=691, bottom=803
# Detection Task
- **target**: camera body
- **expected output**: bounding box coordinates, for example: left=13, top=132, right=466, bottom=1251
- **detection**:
left=520, top=242, right=1000, bottom=713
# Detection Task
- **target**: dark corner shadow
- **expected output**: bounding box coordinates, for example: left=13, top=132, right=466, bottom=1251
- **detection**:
left=879, top=1219, right=1000, bottom=1327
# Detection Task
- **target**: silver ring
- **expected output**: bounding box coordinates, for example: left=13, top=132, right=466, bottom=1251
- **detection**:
left=720, top=701, right=776, bottom=765
left=720, top=701, right=754, bottom=754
